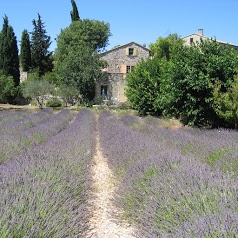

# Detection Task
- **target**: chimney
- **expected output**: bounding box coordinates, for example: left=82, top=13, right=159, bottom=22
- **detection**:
left=198, top=29, right=204, bottom=36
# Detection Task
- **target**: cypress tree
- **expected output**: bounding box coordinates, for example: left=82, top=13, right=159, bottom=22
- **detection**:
left=0, top=16, right=20, bottom=86
left=31, top=14, right=53, bottom=76
left=0, top=15, right=9, bottom=70
left=70, top=0, right=80, bottom=22
left=20, top=29, right=31, bottom=72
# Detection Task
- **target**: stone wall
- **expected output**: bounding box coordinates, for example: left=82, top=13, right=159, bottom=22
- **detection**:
left=20, top=71, right=28, bottom=83
left=96, top=73, right=125, bottom=103
left=100, top=42, right=150, bottom=73
left=97, top=42, right=150, bottom=104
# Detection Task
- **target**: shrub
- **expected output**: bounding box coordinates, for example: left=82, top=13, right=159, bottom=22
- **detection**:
left=46, top=98, right=62, bottom=108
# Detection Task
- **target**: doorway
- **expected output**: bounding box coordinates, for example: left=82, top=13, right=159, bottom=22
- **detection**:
left=101, top=85, right=108, bottom=100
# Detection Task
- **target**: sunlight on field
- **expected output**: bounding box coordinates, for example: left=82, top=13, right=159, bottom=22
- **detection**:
left=1, top=108, right=238, bottom=237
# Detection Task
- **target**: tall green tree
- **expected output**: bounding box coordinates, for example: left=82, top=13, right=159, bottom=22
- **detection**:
left=54, top=44, right=103, bottom=101
left=56, top=19, right=110, bottom=55
left=70, top=0, right=80, bottom=22
left=127, top=36, right=238, bottom=127
left=213, top=76, right=238, bottom=129
left=20, top=29, right=31, bottom=71
left=150, top=33, right=182, bottom=60
left=0, top=71, right=16, bottom=102
left=0, top=15, right=20, bottom=86
left=54, top=19, right=110, bottom=101
left=31, top=14, right=53, bottom=76
left=126, top=58, right=170, bottom=115
left=0, top=15, right=8, bottom=70
left=166, top=39, right=238, bottom=126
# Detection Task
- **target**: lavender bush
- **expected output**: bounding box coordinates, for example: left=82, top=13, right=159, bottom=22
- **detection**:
left=0, top=109, right=96, bottom=237
left=99, top=111, right=238, bottom=237
left=0, top=108, right=53, bottom=135
left=118, top=114, right=238, bottom=174
left=0, top=109, right=74, bottom=164
left=0, top=109, right=33, bottom=127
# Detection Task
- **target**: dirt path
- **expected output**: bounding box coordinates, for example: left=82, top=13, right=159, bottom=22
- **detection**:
left=87, top=119, right=135, bottom=238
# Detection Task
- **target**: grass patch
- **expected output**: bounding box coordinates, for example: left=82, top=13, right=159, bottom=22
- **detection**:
left=181, top=142, right=195, bottom=156
left=32, top=133, right=46, bottom=143
left=205, top=148, right=229, bottom=166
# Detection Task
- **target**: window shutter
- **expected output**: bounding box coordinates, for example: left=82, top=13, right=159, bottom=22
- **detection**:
left=121, top=65, right=127, bottom=73
left=133, top=48, right=137, bottom=56
left=118, top=85, right=127, bottom=102
left=125, top=48, right=129, bottom=56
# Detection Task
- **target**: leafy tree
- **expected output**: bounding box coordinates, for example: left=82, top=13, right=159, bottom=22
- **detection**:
left=0, top=16, right=20, bottom=86
left=54, top=44, right=103, bottom=101
left=31, top=14, right=53, bottom=76
left=150, top=34, right=182, bottom=60
left=213, top=76, right=238, bottom=129
left=22, top=79, right=54, bottom=108
left=128, top=36, right=238, bottom=127
left=20, top=29, right=31, bottom=71
left=166, top=39, right=238, bottom=126
left=70, top=0, right=80, bottom=22
left=56, top=19, right=110, bottom=54
left=54, top=19, right=110, bottom=101
left=58, top=85, right=79, bottom=107
left=0, top=71, right=16, bottom=102
left=126, top=58, right=170, bottom=115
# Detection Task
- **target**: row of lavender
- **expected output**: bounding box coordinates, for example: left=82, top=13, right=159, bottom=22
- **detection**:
left=0, top=109, right=34, bottom=126
left=0, top=109, right=74, bottom=164
left=0, top=108, right=53, bottom=135
left=99, top=111, right=238, bottom=237
left=0, top=109, right=96, bottom=237
left=119, top=114, right=238, bottom=176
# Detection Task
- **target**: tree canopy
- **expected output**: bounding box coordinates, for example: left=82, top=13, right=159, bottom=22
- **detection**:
left=70, top=0, right=80, bottom=22
left=213, top=76, right=238, bottom=129
left=126, top=58, right=170, bottom=115
left=54, top=18, right=110, bottom=102
left=149, top=33, right=182, bottom=60
left=20, top=29, right=31, bottom=71
left=56, top=19, right=110, bottom=55
left=0, top=71, right=16, bottom=102
left=0, top=15, right=20, bottom=86
left=126, top=35, right=238, bottom=127
left=22, top=78, right=54, bottom=108
left=54, top=43, right=104, bottom=102
left=31, top=14, right=53, bottom=76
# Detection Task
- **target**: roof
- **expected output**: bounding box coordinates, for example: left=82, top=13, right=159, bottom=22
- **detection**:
left=100, top=41, right=150, bottom=56
left=183, top=33, right=238, bottom=48
left=182, top=33, right=206, bottom=39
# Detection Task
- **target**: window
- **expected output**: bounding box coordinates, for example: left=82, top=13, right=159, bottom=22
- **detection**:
left=126, top=47, right=137, bottom=56
left=129, top=48, right=134, bottom=56
left=121, top=65, right=135, bottom=74
left=126, top=65, right=135, bottom=73
left=190, top=38, right=193, bottom=44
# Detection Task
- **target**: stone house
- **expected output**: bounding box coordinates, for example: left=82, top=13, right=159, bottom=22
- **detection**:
left=97, top=42, right=150, bottom=104
left=183, top=29, right=238, bottom=50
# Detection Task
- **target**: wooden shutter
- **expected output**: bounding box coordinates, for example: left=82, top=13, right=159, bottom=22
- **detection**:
left=133, top=48, right=137, bottom=56
left=126, top=48, right=130, bottom=56
left=118, top=85, right=127, bottom=102
left=121, top=65, right=127, bottom=73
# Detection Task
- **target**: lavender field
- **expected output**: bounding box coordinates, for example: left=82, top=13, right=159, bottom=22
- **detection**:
left=0, top=109, right=96, bottom=237
left=1, top=108, right=238, bottom=237
left=99, top=111, right=238, bottom=237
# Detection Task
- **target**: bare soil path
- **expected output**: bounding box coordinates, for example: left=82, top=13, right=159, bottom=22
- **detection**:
left=87, top=117, right=135, bottom=238
left=0, top=104, right=39, bottom=110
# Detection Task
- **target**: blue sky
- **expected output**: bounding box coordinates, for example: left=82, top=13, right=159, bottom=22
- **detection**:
left=1, top=0, right=238, bottom=52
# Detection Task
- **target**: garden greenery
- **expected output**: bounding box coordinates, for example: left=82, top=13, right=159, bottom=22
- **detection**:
left=126, top=36, right=238, bottom=128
